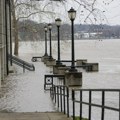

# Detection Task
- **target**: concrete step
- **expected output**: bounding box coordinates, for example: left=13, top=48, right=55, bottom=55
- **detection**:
left=0, top=112, right=72, bottom=120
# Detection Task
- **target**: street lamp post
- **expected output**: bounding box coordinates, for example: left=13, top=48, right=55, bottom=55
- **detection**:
left=48, top=23, right=52, bottom=59
left=68, top=7, right=77, bottom=72
left=44, top=26, right=48, bottom=56
left=55, top=18, right=62, bottom=65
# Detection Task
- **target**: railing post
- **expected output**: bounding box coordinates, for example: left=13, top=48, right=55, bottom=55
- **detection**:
left=89, top=90, right=92, bottom=120
left=63, top=86, right=66, bottom=114
left=72, top=90, right=75, bottom=120
left=119, top=91, right=120, bottom=120
left=54, top=86, right=56, bottom=103
left=80, top=90, right=82, bottom=120
left=44, top=76, right=46, bottom=90
left=60, top=86, right=63, bottom=112
left=57, top=86, right=59, bottom=108
left=101, top=91, right=105, bottom=120
left=23, top=62, right=25, bottom=73
left=67, top=87, right=69, bottom=117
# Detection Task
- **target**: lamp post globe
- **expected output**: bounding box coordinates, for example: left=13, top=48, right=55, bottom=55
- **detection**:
left=68, top=7, right=76, bottom=20
left=68, top=7, right=77, bottom=72
left=55, top=18, right=61, bottom=27
left=55, top=18, right=62, bottom=65
left=44, top=26, right=47, bottom=32
left=48, top=23, right=52, bottom=59
left=44, top=26, right=48, bottom=56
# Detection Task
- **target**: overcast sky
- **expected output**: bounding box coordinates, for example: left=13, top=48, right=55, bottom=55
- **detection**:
left=31, top=0, right=120, bottom=25
left=96, top=0, right=120, bottom=25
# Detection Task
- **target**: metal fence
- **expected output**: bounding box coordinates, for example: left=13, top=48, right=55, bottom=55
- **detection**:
left=50, top=85, right=120, bottom=120
left=50, top=85, right=69, bottom=117
left=72, top=89, right=120, bottom=120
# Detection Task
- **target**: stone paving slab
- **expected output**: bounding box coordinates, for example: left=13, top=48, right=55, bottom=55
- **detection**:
left=0, top=112, right=72, bottom=120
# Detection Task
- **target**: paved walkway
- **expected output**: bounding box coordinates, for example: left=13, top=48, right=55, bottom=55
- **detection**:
left=0, top=112, right=72, bottom=120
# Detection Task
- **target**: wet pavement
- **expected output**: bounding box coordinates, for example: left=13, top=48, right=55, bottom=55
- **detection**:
left=0, top=57, right=56, bottom=112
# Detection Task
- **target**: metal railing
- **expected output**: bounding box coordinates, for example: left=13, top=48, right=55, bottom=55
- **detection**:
left=58, top=60, right=96, bottom=71
left=8, top=54, right=35, bottom=72
left=50, top=85, right=69, bottom=117
left=50, top=85, right=120, bottom=120
left=72, top=89, right=120, bottom=120
left=31, top=56, right=42, bottom=62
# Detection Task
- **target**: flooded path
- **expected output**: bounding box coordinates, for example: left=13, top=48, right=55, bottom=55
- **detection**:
left=0, top=56, right=55, bottom=112
left=0, top=39, right=120, bottom=116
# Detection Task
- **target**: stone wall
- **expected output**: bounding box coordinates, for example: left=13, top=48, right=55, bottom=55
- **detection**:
left=0, top=0, right=11, bottom=88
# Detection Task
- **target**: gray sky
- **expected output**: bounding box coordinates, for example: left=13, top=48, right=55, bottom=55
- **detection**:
left=31, top=0, right=120, bottom=25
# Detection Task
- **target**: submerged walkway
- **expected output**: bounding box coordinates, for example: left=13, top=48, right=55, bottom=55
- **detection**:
left=0, top=53, right=72, bottom=119
left=0, top=54, right=55, bottom=112
left=0, top=112, right=72, bottom=120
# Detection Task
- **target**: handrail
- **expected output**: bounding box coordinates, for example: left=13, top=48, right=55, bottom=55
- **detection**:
left=72, top=89, right=120, bottom=120
left=8, top=54, right=35, bottom=72
left=50, top=85, right=69, bottom=117
left=50, top=85, right=120, bottom=120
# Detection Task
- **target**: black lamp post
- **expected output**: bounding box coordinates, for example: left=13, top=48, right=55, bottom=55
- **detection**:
left=55, top=18, right=62, bottom=65
left=48, top=23, right=52, bottom=59
left=68, top=7, right=77, bottom=72
left=44, top=26, right=48, bottom=56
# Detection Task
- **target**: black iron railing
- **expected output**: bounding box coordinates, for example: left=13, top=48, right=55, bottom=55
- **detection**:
left=50, top=85, right=120, bottom=120
left=72, top=89, right=120, bottom=120
left=50, top=85, right=69, bottom=117
left=31, top=56, right=42, bottom=62
left=57, top=60, right=96, bottom=71
left=8, top=54, right=35, bottom=72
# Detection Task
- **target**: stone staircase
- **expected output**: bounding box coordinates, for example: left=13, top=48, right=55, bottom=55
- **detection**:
left=0, top=112, right=72, bottom=120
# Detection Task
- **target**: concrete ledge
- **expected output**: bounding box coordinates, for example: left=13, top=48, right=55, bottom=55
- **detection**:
left=58, top=66, right=70, bottom=75
left=76, top=59, right=87, bottom=66
left=53, top=64, right=66, bottom=74
left=46, top=59, right=56, bottom=67
left=85, top=63, right=99, bottom=72
left=41, top=55, right=49, bottom=63
left=9, top=66, right=15, bottom=73
left=44, top=57, right=50, bottom=64
left=65, top=71, right=82, bottom=86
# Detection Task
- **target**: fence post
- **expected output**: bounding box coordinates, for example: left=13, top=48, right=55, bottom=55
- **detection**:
left=63, top=86, right=66, bottom=114
left=23, top=62, right=25, bottom=73
left=101, top=91, right=105, bottom=120
left=57, top=86, right=59, bottom=108
left=80, top=90, right=82, bottom=120
left=54, top=86, right=56, bottom=103
left=67, top=87, right=69, bottom=117
left=72, top=90, right=75, bottom=120
left=60, top=86, right=63, bottom=112
left=119, top=91, right=120, bottom=120
left=89, top=90, right=92, bottom=120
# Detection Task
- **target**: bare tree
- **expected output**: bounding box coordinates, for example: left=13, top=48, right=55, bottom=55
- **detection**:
left=11, top=0, right=56, bottom=55
left=11, top=0, right=112, bottom=55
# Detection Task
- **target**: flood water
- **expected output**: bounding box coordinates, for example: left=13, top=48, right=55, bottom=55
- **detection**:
left=0, top=39, right=120, bottom=119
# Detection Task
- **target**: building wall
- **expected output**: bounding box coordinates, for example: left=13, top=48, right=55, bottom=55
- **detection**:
left=0, top=0, right=11, bottom=88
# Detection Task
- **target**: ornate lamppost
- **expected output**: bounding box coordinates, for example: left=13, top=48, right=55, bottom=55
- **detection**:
left=55, top=18, right=62, bottom=65
left=44, top=26, right=48, bottom=57
left=48, top=23, right=53, bottom=59
left=68, top=7, right=77, bottom=72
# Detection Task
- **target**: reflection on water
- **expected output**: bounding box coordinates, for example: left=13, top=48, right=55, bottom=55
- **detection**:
left=0, top=39, right=120, bottom=118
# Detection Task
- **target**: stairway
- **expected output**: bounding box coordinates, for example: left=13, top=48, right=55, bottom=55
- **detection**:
left=0, top=112, right=72, bottom=120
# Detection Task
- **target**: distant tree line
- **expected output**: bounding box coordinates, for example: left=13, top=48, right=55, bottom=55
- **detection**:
left=18, top=20, right=120, bottom=41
